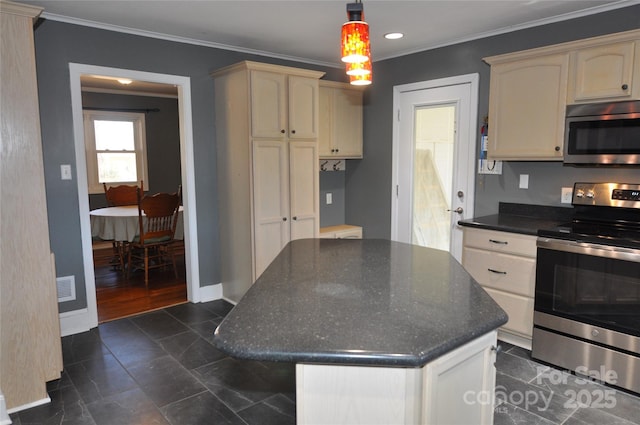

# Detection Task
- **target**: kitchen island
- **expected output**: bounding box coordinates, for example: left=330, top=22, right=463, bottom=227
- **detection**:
left=214, top=239, right=507, bottom=424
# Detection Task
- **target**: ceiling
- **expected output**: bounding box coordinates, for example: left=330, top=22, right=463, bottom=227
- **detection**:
left=22, top=0, right=639, bottom=95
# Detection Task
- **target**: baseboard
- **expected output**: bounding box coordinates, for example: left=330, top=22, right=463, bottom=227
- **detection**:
left=497, top=330, right=532, bottom=351
left=59, top=308, right=94, bottom=337
left=6, top=396, right=50, bottom=415
left=197, top=283, right=223, bottom=303
left=59, top=285, right=223, bottom=337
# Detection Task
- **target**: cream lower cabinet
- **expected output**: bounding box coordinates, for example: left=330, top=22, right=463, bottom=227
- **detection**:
left=297, top=331, right=498, bottom=425
left=253, top=140, right=319, bottom=277
left=462, top=227, right=537, bottom=349
left=212, top=61, right=325, bottom=302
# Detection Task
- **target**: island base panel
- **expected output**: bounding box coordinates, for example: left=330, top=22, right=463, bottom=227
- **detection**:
left=296, top=331, right=497, bottom=425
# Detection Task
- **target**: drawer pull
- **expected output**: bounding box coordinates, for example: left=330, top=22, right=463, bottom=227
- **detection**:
left=488, top=268, right=507, bottom=275
left=489, top=239, right=508, bottom=245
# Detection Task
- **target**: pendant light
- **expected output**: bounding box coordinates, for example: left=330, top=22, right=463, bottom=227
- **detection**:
left=347, top=61, right=372, bottom=86
left=341, top=1, right=370, bottom=64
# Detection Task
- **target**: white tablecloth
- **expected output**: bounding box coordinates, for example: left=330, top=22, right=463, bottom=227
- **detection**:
left=90, top=205, right=184, bottom=242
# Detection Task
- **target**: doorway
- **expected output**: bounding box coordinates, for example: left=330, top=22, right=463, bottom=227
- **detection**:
left=69, top=63, right=201, bottom=330
left=391, top=75, right=479, bottom=262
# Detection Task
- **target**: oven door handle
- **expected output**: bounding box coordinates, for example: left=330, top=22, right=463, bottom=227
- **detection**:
left=537, top=237, right=640, bottom=263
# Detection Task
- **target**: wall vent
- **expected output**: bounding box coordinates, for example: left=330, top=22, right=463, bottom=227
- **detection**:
left=56, top=275, right=76, bottom=302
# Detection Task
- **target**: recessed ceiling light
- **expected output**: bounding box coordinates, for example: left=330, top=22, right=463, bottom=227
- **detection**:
left=384, top=32, right=404, bottom=40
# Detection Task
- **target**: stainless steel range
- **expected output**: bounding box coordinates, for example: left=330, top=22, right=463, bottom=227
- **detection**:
left=533, top=182, right=640, bottom=394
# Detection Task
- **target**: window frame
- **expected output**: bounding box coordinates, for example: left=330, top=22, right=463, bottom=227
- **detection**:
left=83, top=110, right=149, bottom=194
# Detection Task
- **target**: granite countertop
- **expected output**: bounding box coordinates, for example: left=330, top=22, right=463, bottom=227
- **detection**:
left=458, top=202, right=574, bottom=235
left=214, top=239, right=507, bottom=367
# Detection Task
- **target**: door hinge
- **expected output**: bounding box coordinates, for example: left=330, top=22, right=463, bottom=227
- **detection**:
left=396, top=185, right=399, bottom=197
left=397, top=109, right=400, bottom=121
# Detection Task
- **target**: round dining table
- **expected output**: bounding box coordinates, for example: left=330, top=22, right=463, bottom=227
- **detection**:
left=90, top=205, right=184, bottom=242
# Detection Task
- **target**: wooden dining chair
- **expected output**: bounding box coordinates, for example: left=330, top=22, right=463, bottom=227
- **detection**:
left=127, top=186, right=182, bottom=287
left=103, top=180, right=144, bottom=206
left=102, top=181, right=143, bottom=271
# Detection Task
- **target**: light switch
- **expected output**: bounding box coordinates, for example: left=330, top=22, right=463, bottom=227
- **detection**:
left=326, top=193, right=333, bottom=205
left=519, top=174, right=529, bottom=189
left=61, top=164, right=72, bottom=180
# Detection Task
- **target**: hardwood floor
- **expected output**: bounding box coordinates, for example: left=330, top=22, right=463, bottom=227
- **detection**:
left=93, top=242, right=187, bottom=323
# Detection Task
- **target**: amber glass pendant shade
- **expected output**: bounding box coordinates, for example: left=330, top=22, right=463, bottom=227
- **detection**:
left=349, top=71, right=372, bottom=86
left=341, top=21, right=370, bottom=63
left=346, top=59, right=371, bottom=76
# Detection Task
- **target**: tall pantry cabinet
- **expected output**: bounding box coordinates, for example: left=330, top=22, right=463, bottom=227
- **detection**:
left=0, top=0, right=63, bottom=412
left=212, top=61, right=325, bottom=302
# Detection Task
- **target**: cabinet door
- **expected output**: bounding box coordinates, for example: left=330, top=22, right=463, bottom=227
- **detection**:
left=423, top=331, right=497, bottom=425
left=318, top=86, right=334, bottom=157
left=333, top=87, right=363, bottom=158
left=252, top=140, right=290, bottom=278
left=289, top=76, right=319, bottom=139
left=289, top=141, right=319, bottom=240
left=251, top=71, right=287, bottom=138
left=570, top=41, right=636, bottom=102
left=488, top=53, right=569, bottom=160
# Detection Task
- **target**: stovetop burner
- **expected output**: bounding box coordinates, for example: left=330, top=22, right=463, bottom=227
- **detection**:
left=538, top=182, right=640, bottom=250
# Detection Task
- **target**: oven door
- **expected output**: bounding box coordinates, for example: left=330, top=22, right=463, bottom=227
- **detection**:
left=535, top=237, right=640, bottom=338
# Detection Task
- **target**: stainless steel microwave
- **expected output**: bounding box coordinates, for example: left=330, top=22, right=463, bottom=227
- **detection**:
left=564, top=100, right=640, bottom=165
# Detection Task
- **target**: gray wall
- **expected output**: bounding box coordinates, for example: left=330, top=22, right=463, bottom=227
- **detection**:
left=34, top=20, right=343, bottom=313
left=83, top=92, right=182, bottom=210
left=319, top=170, right=346, bottom=227
left=346, top=5, right=640, bottom=238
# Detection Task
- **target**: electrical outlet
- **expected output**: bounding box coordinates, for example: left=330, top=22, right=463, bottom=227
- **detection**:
left=61, top=164, right=72, bottom=180
left=519, top=174, right=529, bottom=189
left=477, top=159, right=502, bottom=175
left=561, top=187, right=573, bottom=204
left=326, top=193, right=333, bottom=205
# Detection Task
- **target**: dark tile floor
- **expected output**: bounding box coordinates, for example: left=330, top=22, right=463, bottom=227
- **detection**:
left=9, top=300, right=640, bottom=425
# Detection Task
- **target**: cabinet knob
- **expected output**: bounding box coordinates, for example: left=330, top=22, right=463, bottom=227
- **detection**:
left=292, top=216, right=298, bottom=220
left=335, top=148, right=339, bottom=153
left=622, top=84, right=629, bottom=91
left=281, top=129, right=286, bottom=134
left=282, top=217, right=287, bottom=221
left=291, top=129, right=296, bottom=134
left=555, top=146, right=561, bottom=152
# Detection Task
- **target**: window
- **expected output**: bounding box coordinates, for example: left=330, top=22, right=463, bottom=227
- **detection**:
left=84, top=110, right=149, bottom=194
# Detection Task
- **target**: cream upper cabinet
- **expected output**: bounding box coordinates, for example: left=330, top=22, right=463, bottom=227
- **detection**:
left=251, top=71, right=319, bottom=139
left=484, top=29, right=640, bottom=161
left=568, top=40, right=640, bottom=103
left=212, top=61, right=325, bottom=302
left=486, top=53, right=568, bottom=160
left=319, top=81, right=363, bottom=159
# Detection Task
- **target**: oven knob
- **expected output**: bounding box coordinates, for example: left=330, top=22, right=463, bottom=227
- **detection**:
left=586, top=191, right=595, bottom=199
left=575, top=190, right=584, bottom=198
left=591, top=329, right=599, bottom=337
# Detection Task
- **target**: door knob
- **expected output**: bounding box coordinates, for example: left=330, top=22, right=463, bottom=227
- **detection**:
left=447, top=207, right=464, bottom=214
left=457, top=190, right=464, bottom=198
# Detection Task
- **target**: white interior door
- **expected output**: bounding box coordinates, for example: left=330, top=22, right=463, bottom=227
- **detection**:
left=391, top=75, right=479, bottom=262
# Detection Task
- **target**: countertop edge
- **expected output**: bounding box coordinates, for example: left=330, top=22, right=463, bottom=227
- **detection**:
left=213, top=312, right=507, bottom=367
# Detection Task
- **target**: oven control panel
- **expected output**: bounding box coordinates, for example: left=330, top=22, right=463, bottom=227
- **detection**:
left=573, top=182, right=640, bottom=207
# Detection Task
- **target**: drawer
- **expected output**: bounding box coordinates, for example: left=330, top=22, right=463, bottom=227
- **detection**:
left=484, top=287, right=534, bottom=338
left=462, top=247, right=535, bottom=297
left=463, top=228, right=536, bottom=257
